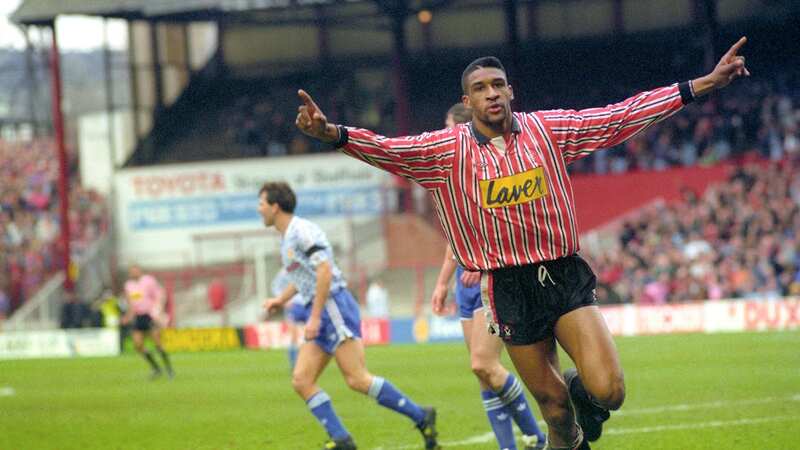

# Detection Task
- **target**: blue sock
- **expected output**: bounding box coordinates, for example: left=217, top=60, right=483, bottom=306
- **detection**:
left=482, top=390, right=517, bottom=450
left=287, top=345, right=298, bottom=369
left=497, top=374, right=546, bottom=442
left=368, top=376, right=426, bottom=425
left=306, top=390, right=349, bottom=440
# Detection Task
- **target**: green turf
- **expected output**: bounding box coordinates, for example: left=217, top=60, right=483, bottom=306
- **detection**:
left=1, top=330, right=798, bottom=449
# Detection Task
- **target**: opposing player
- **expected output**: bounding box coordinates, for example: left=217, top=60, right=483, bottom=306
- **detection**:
left=430, top=105, right=546, bottom=450
left=121, top=265, right=174, bottom=380
left=271, top=267, right=305, bottom=369
left=260, top=182, right=439, bottom=450
left=296, top=38, right=749, bottom=449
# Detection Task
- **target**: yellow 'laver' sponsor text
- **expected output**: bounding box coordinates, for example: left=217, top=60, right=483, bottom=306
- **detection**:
left=479, top=167, right=548, bottom=208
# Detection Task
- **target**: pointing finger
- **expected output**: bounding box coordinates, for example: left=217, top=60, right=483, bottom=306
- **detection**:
left=298, top=89, right=319, bottom=114
left=723, top=36, right=747, bottom=60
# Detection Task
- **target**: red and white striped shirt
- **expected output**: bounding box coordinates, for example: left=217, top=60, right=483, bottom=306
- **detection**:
left=339, top=83, right=691, bottom=271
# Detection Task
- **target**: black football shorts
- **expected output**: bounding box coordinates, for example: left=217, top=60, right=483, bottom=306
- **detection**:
left=480, top=254, right=598, bottom=345
left=133, top=313, right=154, bottom=332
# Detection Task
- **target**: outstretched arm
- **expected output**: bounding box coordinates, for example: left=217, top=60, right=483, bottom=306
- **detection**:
left=541, top=37, right=750, bottom=164
left=295, top=90, right=457, bottom=189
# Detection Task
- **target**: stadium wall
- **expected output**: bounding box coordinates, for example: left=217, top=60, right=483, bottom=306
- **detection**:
left=242, top=298, right=800, bottom=349
left=2, top=298, right=794, bottom=359
left=113, top=153, right=392, bottom=268
left=571, top=162, right=732, bottom=232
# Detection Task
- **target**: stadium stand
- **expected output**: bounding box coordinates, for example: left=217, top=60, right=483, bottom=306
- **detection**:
left=570, top=75, right=800, bottom=174
left=0, top=138, right=109, bottom=316
left=131, top=53, right=799, bottom=179
left=585, top=159, right=800, bottom=304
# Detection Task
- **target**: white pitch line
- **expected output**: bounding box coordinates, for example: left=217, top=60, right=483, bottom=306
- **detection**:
left=615, top=394, right=800, bottom=416
left=604, top=415, right=799, bottom=435
left=0, top=386, right=15, bottom=397
left=376, top=415, right=799, bottom=449
left=372, top=394, right=800, bottom=450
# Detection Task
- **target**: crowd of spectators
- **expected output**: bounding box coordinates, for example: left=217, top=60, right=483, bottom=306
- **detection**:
left=215, top=71, right=799, bottom=176
left=217, top=75, right=397, bottom=159
left=586, top=160, right=800, bottom=304
left=0, top=138, right=109, bottom=321
left=569, top=75, right=800, bottom=174
left=219, top=96, right=309, bottom=157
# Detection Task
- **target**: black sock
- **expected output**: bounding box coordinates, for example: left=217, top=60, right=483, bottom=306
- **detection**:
left=142, top=351, right=161, bottom=372
left=157, top=347, right=173, bottom=373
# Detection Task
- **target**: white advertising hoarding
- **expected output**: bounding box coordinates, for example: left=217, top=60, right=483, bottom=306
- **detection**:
left=599, top=298, right=799, bottom=337
left=114, top=153, right=392, bottom=268
left=0, top=329, right=120, bottom=360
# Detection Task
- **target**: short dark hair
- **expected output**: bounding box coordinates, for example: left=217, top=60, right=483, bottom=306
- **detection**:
left=461, top=56, right=506, bottom=94
left=259, top=181, right=296, bottom=213
left=447, top=103, right=472, bottom=124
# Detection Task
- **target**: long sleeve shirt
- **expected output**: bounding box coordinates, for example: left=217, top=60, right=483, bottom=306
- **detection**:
left=338, top=82, right=693, bottom=271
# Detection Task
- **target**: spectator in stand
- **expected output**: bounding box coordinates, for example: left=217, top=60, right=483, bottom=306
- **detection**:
left=586, top=160, right=800, bottom=304
left=0, top=138, right=109, bottom=318
left=60, top=291, right=89, bottom=329
left=0, top=281, right=9, bottom=326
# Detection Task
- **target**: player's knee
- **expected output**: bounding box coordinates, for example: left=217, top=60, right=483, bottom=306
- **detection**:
left=291, top=373, right=312, bottom=394
left=134, top=343, right=145, bottom=353
left=470, top=359, right=491, bottom=382
left=594, top=374, right=625, bottom=410
left=470, top=356, right=500, bottom=384
left=343, top=373, right=371, bottom=394
left=530, top=383, right=571, bottom=420
left=535, top=387, right=572, bottom=427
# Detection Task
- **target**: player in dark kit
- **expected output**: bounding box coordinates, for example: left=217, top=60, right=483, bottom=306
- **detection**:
left=295, top=37, right=749, bottom=449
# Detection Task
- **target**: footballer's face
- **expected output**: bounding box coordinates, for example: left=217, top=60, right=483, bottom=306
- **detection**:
left=128, top=265, right=142, bottom=280
left=258, top=192, right=277, bottom=227
left=462, top=67, right=513, bottom=129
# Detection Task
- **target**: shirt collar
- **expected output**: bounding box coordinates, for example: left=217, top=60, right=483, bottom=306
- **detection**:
left=470, top=115, right=522, bottom=145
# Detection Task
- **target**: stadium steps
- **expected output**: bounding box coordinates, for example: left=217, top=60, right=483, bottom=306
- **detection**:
left=384, top=214, right=447, bottom=268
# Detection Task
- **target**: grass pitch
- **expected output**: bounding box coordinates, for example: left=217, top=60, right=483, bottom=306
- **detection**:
left=1, top=330, right=798, bottom=449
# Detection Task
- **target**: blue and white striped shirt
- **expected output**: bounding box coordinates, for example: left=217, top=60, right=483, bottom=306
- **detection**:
left=280, top=216, right=347, bottom=306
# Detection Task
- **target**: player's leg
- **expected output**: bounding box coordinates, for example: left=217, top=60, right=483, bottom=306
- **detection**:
left=334, top=338, right=439, bottom=449
left=461, top=315, right=515, bottom=450
left=286, top=301, right=304, bottom=370
left=554, top=305, right=622, bottom=442
left=334, top=338, right=426, bottom=419
left=330, top=287, right=439, bottom=449
left=505, top=339, right=583, bottom=449
left=287, top=321, right=301, bottom=369
left=471, top=309, right=546, bottom=449
left=132, top=319, right=161, bottom=377
left=149, top=326, right=174, bottom=378
left=294, top=340, right=353, bottom=446
left=459, top=272, right=520, bottom=447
